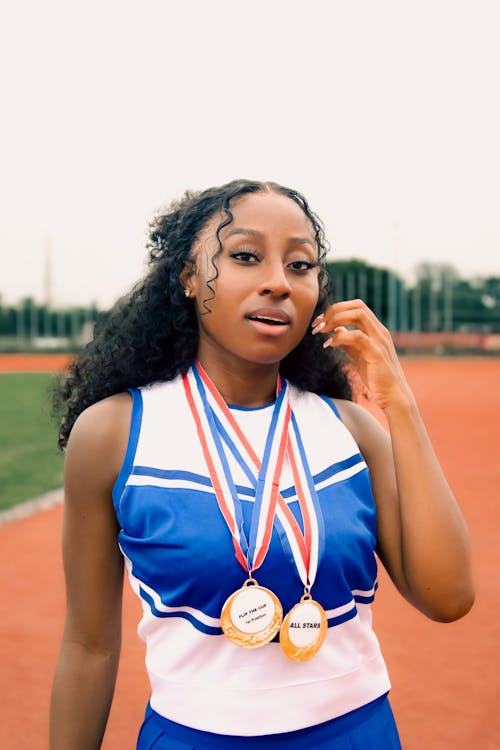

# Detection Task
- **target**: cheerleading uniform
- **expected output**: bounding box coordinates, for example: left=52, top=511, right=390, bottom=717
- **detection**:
left=112, top=373, right=397, bottom=743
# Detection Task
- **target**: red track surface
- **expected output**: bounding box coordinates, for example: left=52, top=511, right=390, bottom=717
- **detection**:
left=0, top=353, right=73, bottom=371
left=0, top=355, right=498, bottom=749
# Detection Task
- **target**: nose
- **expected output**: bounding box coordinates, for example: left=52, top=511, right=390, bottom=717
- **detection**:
left=258, top=261, right=292, bottom=298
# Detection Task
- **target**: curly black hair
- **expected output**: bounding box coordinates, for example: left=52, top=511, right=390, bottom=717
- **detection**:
left=53, top=179, right=352, bottom=448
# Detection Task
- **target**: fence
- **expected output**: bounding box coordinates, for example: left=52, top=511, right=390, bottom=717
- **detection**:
left=0, top=304, right=99, bottom=352
left=328, top=264, right=500, bottom=340
left=1, top=263, right=499, bottom=353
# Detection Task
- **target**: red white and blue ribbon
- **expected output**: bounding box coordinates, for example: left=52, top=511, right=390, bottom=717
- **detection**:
left=183, top=362, right=325, bottom=589
left=276, top=411, right=324, bottom=589
left=183, top=363, right=290, bottom=574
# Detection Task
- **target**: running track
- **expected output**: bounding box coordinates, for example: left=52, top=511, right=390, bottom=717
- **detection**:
left=0, top=355, right=498, bottom=749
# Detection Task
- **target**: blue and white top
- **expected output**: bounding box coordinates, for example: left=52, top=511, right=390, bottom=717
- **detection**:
left=112, top=374, right=391, bottom=736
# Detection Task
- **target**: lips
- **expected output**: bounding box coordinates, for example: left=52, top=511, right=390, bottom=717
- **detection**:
left=246, top=308, right=291, bottom=326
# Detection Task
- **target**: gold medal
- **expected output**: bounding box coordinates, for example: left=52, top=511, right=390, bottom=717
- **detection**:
left=185, top=365, right=328, bottom=658
left=221, top=577, right=283, bottom=648
left=280, top=592, right=327, bottom=662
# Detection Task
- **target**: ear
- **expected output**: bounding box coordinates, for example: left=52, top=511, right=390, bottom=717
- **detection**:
left=179, top=260, right=196, bottom=299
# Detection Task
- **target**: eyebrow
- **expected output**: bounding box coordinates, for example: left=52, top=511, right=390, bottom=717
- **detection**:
left=225, top=227, right=316, bottom=247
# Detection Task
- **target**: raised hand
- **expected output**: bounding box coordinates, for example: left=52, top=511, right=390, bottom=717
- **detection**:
left=311, top=299, right=412, bottom=412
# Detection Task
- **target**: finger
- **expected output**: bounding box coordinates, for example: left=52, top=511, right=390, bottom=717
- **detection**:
left=312, top=300, right=380, bottom=336
left=325, top=302, right=386, bottom=338
left=322, top=326, right=369, bottom=349
left=326, top=299, right=372, bottom=314
left=311, top=320, right=326, bottom=335
left=311, top=311, right=324, bottom=328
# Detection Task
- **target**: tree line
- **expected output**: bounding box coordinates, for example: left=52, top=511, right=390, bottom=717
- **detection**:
left=326, top=260, right=499, bottom=332
left=1, top=260, right=499, bottom=347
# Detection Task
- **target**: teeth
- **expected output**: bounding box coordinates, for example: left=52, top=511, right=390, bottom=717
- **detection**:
left=251, top=316, right=285, bottom=325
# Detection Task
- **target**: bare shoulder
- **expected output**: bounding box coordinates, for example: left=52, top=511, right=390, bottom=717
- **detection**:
left=61, top=394, right=132, bottom=654
left=332, top=398, right=391, bottom=458
left=65, top=392, right=133, bottom=498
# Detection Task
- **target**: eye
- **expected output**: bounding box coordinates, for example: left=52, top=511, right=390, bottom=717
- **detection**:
left=287, top=260, right=319, bottom=272
left=229, top=249, right=260, bottom=263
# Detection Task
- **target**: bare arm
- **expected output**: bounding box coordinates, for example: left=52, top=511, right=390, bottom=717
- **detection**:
left=50, top=393, right=131, bottom=749
left=313, top=301, right=474, bottom=622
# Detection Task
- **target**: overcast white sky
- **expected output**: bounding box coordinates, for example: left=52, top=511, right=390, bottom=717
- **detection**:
left=1, top=0, right=499, bottom=308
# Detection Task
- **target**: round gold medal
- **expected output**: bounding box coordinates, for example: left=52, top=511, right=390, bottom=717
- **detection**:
left=221, top=578, right=283, bottom=648
left=280, top=593, right=327, bottom=662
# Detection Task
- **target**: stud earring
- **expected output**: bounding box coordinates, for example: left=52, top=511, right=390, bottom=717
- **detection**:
left=184, top=289, right=190, bottom=298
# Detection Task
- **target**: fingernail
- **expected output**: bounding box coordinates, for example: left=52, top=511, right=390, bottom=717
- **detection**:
left=311, top=321, right=325, bottom=335
left=322, top=337, right=333, bottom=348
left=312, top=314, right=324, bottom=327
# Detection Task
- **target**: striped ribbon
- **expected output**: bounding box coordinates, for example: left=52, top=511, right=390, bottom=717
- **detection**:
left=184, top=362, right=325, bottom=589
left=183, top=363, right=290, bottom=573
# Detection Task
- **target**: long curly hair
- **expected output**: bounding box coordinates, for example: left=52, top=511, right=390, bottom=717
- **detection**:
left=54, top=179, right=352, bottom=449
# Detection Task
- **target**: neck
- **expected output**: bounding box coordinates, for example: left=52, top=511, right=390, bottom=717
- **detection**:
left=196, top=351, right=280, bottom=408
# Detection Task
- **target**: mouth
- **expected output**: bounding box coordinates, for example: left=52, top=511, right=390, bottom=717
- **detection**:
left=248, top=316, right=287, bottom=326
left=246, top=309, right=291, bottom=327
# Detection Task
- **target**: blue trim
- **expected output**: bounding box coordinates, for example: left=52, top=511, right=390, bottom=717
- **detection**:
left=228, top=401, right=275, bottom=412
left=277, top=454, right=365, bottom=500
left=354, top=580, right=378, bottom=604
left=235, top=484, right=255, bottom=498
left=312, top=454, right=365, bottom=485
left=132, top=466, right=213, bottom=486
left=275, top=486, right=294, bottom=500
left=354, top=593, right=375, bottom=604
left=131, top=464, right=257, bottom=498
left=129, top=454, right=365, bottom=501
left=139, top=584, right=360, bottom=634
left=320, top=394, right=342, bottom=421
left=139, top=586, right=223, bottom=635
left=112, top=388, right=143, bottom=512
left=327, top=605, right=358, bottom=627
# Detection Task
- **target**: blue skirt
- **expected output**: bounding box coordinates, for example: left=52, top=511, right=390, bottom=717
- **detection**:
left=136, top=694, right=401, bottom=749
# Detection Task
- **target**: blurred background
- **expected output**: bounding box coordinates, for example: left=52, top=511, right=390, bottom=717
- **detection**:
left=1, top=0, right=499, bottom=354
left=1, top=3, right=499, bottom=749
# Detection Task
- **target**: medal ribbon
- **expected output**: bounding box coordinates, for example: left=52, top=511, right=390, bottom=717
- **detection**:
left=183, top=363, right=291, bottom=574
left=276, top=412, right=324, bottom=589
left=193, top=362, right=325, bottom=590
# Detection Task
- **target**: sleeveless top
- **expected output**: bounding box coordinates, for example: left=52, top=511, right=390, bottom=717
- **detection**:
left=112, top=374, right=391, bottom=736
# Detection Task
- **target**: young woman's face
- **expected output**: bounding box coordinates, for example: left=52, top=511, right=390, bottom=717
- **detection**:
left=187, top=191, right=321, bottom=369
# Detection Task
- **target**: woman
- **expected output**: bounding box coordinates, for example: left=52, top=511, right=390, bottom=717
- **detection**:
left=50, top=179, right=474, bottom=749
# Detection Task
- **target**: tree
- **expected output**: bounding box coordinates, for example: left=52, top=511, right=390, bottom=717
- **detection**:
left=326, top=259, right=406, bottom=330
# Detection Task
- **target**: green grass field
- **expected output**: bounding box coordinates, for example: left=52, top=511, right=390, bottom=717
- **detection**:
left=0, top=373, right=63, bottom=511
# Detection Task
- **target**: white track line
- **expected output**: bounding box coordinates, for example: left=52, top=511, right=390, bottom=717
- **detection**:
left=0, top=488, right=63, bottom=526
